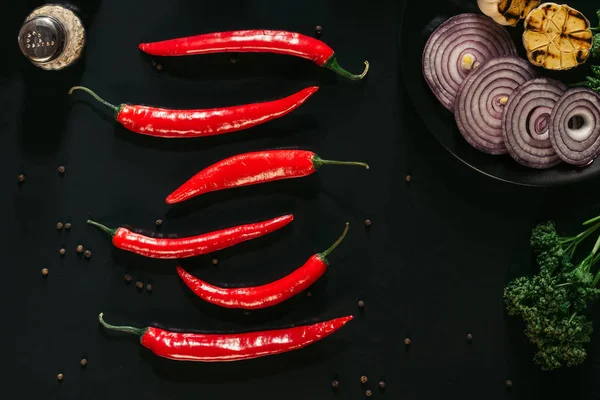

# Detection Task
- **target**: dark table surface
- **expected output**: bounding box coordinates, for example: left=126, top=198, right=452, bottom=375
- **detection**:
left=4, top=0, right=600, bottom=399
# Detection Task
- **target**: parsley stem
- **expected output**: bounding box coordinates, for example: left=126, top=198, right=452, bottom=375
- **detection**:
left=555, top=282, right=572, bottom=288
left=592, top=233, right=600, bottom=255
left=561, top=221, right=600, bottom=257
left=593, top=270, right=600, bottom=286
left=568, top=312, right=577, bottom=323
left=583, top=215, right=600, bottom=225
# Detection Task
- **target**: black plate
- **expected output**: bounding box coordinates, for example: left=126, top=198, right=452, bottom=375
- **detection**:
left=399, top=0, right=599, bottom=187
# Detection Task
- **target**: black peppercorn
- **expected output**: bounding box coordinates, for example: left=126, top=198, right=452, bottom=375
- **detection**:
left=136, top=281, right=144, bottom=290
left=17, top=174, right=25, bottom=184
left=124, top=273, right=133, bottom=282
left=64, top=222, right=71, bottom=230
left=379, top=381, right=386, bottom=389
left=360, top=375, right=368, bottom=384
left=76, top=245, right=84, bottom=253
left=80, top=358, right=87, bottom=367
left=146, top=283, right=153, bottom=292
left=404, top=337, right=411, bottom=345
left=466, top=333, right=473, bottom=342
left=358, top=300, right=365, bottom=308
left=56, top=222, right=64, bottom=230
left=331, top=379, right=339, bottom=389
left=155, top=219, right=163, bottom=227
left=365, top=389, right=372, bottom=397
left=315, top=25, right=323, bottom=37
left=405, top=175, right=412, bottom=182
left=57, top=166, right=65, bottom=175
left=506, top=380, right=513, bottom=389
left=59, top=248, right=66, bottom=256
left=84, top=250, right=91, bottom=259
left=364, top=219, right=372, bottom=227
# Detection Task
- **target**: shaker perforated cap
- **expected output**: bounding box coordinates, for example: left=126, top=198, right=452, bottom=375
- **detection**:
left=18, top=16, right=66, bottom=63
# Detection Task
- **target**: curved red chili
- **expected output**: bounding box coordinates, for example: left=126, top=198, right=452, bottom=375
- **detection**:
left=68, top=85, right=318, bottom=138
left=98, top=312, right=353, bottom=362
left=176, top=222, right=349, bottom=310
left=86, top=214, right=293, bottom=259
left=138, top=30, right=369, bottom=80
left=166, top=150, right=369, bottom=204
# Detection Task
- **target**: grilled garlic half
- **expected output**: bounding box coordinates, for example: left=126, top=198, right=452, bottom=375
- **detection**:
left=477, top=0, right=541, bottom=26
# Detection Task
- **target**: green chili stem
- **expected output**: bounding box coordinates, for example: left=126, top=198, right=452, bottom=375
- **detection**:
left=98, top=313, right=145, bottom=337
left=87, top=220, right=118, bottom=237
left=319, top=222, right=350, bottom=261
left=312, top=155, right=369, bottom=170
left=68, top=86, right=121, bottom=116
left=322, top=55, right=369, bottom=80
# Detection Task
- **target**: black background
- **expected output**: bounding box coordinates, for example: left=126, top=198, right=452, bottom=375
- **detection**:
left=3, top=0, right=600, bottom=399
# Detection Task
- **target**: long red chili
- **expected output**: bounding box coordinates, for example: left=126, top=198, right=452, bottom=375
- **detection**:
left=166, top=150, right=369, bottom=204
left=176, top=222, right=349, bottom=309
left=98, top=312, right=353, bottom=362
left=68, top=86, right=318, bottom=138
left=138, top=30, right=369, bottom=80
left=86, top=214, right=293, bottom=259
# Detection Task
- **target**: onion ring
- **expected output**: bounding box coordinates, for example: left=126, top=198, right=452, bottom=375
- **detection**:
left=549, top=88, right=600, bottom=167
left=422, top=13, right=517, bottom=112
left=501, top=78, right=566, bottom=169
left=454, top=56, right=536, bottom=155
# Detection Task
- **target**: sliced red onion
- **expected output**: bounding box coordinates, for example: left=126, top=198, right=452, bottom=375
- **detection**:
left=501, top=78, right=566, bottom=169
left=422, top=13, right=517, bottom=112
left=549, top=88, right=600, bottom=167
left=454, top=56, right=536, bottom=155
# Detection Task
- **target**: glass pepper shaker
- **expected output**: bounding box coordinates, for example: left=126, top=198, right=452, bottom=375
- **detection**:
left=17, top=3, right=86, bottom=70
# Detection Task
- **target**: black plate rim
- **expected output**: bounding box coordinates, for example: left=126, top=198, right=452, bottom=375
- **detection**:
left=397, top=0, right=599, bottom=188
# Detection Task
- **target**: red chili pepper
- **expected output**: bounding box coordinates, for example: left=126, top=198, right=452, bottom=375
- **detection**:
left=166, top=150, right=369, bottom=204
left=86, top=214, right=293, bottom=259
left=176, top=222, right=349, bottom=309
left=68, top=86, right=318, bottom=138
left=98, top=312, right=353, bottom=362
left=138, top=30, right=369, bottom=80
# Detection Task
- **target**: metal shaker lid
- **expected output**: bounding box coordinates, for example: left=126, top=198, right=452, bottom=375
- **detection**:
left=18, top=16, right=66, bottom=63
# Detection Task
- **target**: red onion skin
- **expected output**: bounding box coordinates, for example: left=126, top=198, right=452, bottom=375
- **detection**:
left=422, top=13, right=517, bottom=112
left=501, top=78, right=566, bottom=169
left=454, top=56, right=536, bottom=155
left=550, top=88, right=600, bottom=167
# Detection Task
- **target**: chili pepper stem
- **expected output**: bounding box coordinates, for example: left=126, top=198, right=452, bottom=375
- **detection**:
left=98, top=313, right=146, bottom=337
left=318, top=222, right=350, bottom=263
left=312, top=155, right=369, bottom=170
left=323, top=55, right=369, bottom=80
left=87, top=220, right=118, bottom=237
left=68, top=86, right=123, bottom=118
